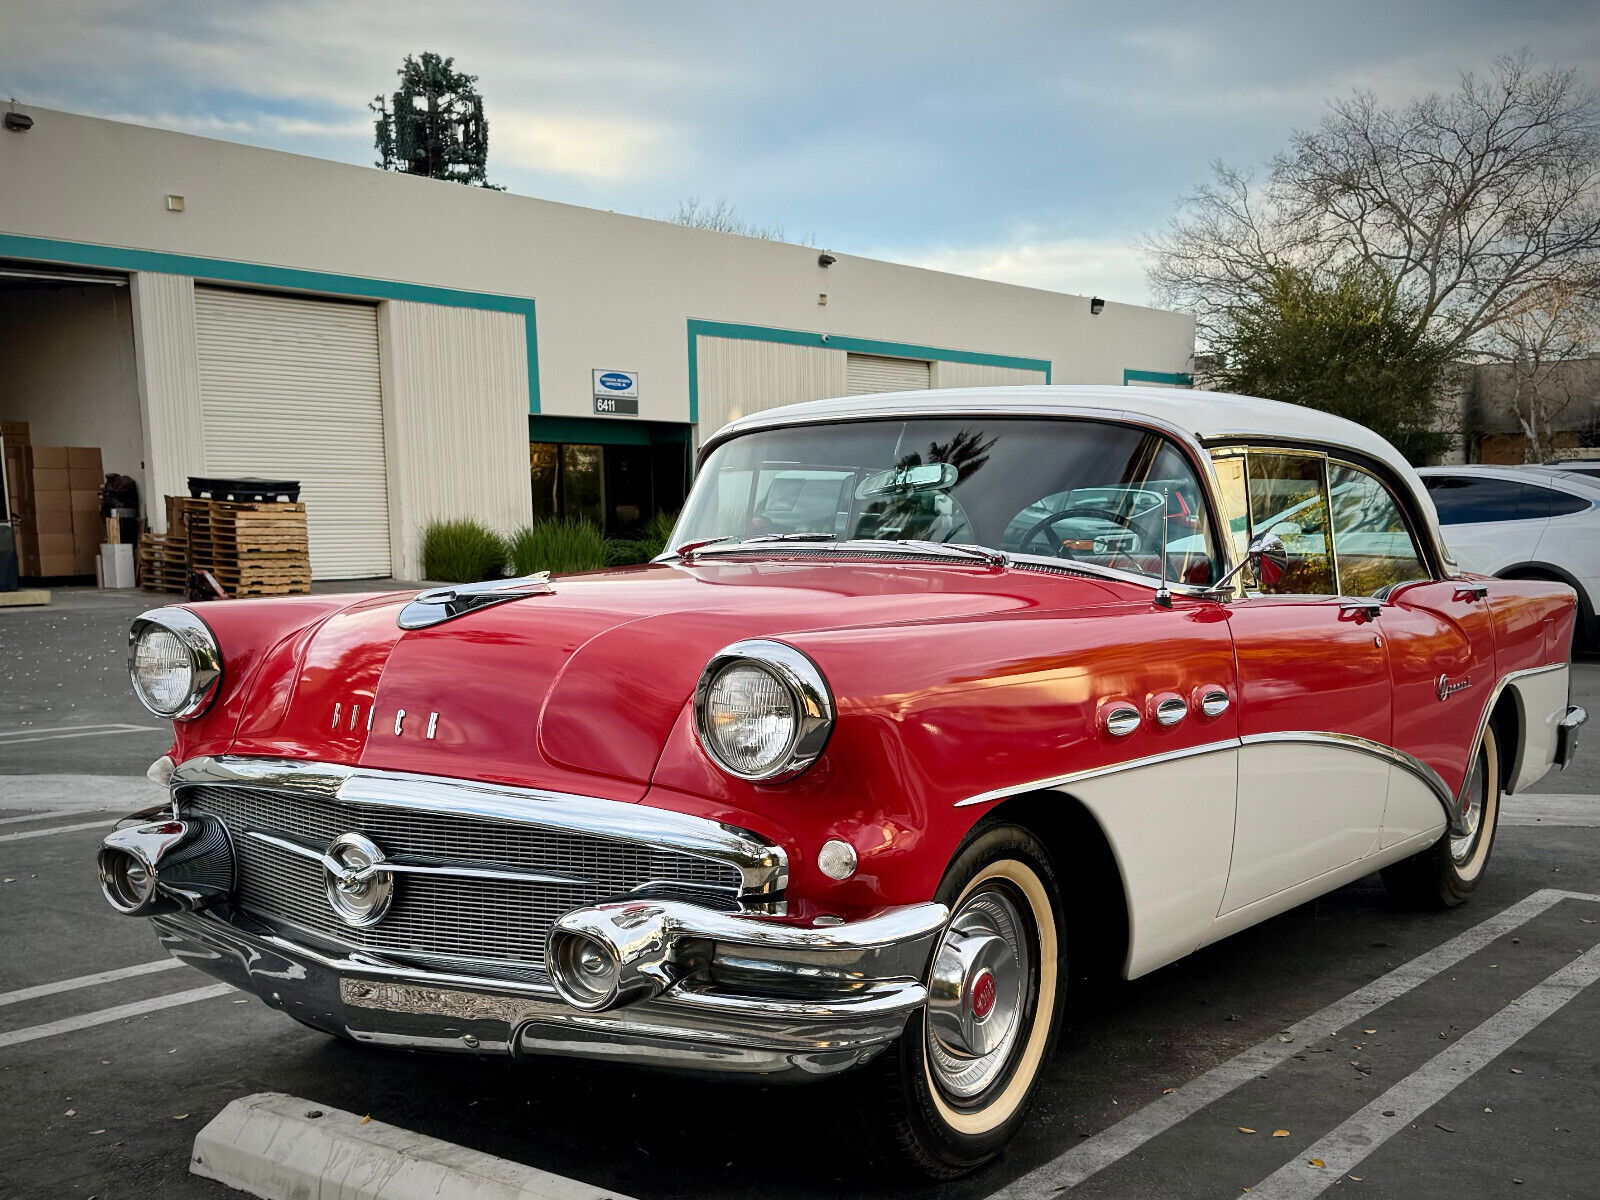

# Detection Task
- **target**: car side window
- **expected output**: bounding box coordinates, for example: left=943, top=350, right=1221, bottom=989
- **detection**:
left=1246, top=452, right=1335, bottom=594
left=1327, top=463, right=1429, bottom=596
left=1526, top=484, right=1591, bottom=519
left=1423, top=476, right=1532, bottom=525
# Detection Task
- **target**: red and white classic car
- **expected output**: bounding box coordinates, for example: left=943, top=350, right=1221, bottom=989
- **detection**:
left=101, top=386, right=1586, bottom=1176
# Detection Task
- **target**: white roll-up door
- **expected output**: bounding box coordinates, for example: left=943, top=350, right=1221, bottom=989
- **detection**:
left=195, top=288, right=391, bottom=579
left=845, top=353, right=931, bottom=395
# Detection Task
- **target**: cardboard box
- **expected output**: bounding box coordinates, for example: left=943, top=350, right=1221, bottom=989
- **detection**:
left=34, top=510, right=73, bottom=536
left=69, top=466, right=103, bottom=489
left=38, top=533, right=76, bottom=558
left=67, top=446, right=102, bottom=470
left=34, top=489, right=71, bottom=513
left=101, top=543, right=136, bottom=588
left=38, top=555, right=79, bottom=577
left=31, top=446, right=68, bottom=470
left=71, top=488, right=100, bottom=514
left=33, top=468, right=69, bottom=493
left=1, top=421, right=29, bottom=445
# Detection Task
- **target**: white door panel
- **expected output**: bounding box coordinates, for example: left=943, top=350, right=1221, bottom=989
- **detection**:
left=1441, top=519, right=1550, bottom=576
left=1069, top=748, right=1237, bottom=980
left=1220, top=742, right=1386, bottom=915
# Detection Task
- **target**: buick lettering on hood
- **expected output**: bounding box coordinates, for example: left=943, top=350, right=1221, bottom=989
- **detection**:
left=100, top=386, right=1586, bottom=1176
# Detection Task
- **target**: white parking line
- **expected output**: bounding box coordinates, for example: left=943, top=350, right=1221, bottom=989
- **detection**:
left=0, top=809, right=78, bottom=825
left=0, top=724, right=165, bottom=746
left=1242, top=939, right=1600, bottom=1199
left=0, top=983, right=235, bottom=1049
left=987, top=888, right=1600, bottom=1198
left=0, top=959, right=184, bottom=1007
left=0, top=818, right=113, bottom=843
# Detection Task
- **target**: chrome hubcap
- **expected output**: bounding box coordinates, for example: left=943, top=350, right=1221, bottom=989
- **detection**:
left=1451, top=749, right=1487, bottom=864
left=926, top=886, right=1031, bottom=1101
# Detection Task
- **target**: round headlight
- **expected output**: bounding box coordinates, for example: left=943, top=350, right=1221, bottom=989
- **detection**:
left=128, top=608, right=222, bottom=720
left=694, top=640, right=834, bottom=782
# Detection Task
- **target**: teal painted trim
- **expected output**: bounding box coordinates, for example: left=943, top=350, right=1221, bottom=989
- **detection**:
left=686, top=318, right=1053, bottom=425
left=529, top=416, right=692, bottom=447
left=1123, top=368, right=1193, bottom=388
left=0, top=233, right=542, bottom=413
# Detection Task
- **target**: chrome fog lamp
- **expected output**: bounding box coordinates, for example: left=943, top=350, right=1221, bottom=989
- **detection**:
left=549, top=933, right=622, bottom=1009
left=693, top=640, right=834, bottom=782
left=128, top=607, right=222, bottom=720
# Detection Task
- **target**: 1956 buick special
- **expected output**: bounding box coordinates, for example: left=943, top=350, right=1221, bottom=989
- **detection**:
left=100, top=386, right=1586, bottom=1176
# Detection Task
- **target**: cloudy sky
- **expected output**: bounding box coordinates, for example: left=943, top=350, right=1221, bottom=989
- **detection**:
left=2, top=1, right=1595, bottom=306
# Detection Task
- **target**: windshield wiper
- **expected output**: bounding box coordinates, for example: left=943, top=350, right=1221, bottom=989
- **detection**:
left=884, top=539, right=1009, bottom=568
left=670, top=533, right=837, bottom=561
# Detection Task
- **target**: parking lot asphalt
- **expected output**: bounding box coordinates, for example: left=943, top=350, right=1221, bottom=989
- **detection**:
left=2, top=589, right=1598, bottom=1200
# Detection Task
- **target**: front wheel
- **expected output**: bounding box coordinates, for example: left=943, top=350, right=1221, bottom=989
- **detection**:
left=1382, top=726, right=1502, bottom=908
left=850, top=823, right=1066, bottom=1178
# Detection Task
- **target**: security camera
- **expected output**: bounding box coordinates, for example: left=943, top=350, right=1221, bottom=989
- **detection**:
left=818, top=252, right=837, bottom=268
left=3, top=112, right=33, bottom=132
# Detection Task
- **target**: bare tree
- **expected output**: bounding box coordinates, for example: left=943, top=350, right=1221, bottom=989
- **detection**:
left=1484, top=281, right=1600, bottom=460
left=1150, top=52, right=1600, bottom=355
left=666, top=197, right=788, bottom=241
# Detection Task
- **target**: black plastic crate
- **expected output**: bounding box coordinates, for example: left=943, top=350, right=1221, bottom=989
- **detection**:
left=187, top=476, right=301, bottom=503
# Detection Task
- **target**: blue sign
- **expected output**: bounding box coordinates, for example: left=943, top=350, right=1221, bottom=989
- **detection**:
left=598, top=372, right=633, bottom=392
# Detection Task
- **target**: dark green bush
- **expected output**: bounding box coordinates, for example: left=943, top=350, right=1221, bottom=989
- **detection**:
left=508, top=518, right=610, bottom=575
left=420, top=518, right=509, bottom=583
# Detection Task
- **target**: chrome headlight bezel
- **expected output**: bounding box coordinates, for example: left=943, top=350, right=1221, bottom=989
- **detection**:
left=127, top=607, right=223, bottom=721
left=692, top=639, right=835, bottom=783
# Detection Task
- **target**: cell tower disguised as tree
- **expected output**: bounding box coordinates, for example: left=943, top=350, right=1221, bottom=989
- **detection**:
left=372, top=52, right=498, bottom=188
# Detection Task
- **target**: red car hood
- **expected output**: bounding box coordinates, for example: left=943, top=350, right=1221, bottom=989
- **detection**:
left=225, top=559, right=1129, bottom=798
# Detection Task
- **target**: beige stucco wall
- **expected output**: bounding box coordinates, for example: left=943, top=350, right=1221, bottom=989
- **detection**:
left=0, top=107, right=1194, bottom=430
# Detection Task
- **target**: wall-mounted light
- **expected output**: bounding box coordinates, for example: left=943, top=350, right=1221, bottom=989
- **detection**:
left=818, top=252, right=836, bottom=268
left=3, top=110, right=33, bottom=132
left=1090, top=296, right=1105, bottom=316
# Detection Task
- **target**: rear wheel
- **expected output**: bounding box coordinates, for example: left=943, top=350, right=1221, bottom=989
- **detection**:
left=1382, top=727, right=1501, bottom=908
left=849, top=823, right=1066, bottom=1178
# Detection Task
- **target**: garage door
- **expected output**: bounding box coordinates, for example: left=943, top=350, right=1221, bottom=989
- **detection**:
left=195, top=288, right=391, bottom=579
left=845, top=353, right=931, bottom=395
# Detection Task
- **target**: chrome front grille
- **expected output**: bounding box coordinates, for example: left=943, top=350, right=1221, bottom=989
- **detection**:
left=184, top=783, right=745, bottom=972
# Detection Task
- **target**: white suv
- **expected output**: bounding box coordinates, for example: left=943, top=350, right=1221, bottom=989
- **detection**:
left=1418, top=464, right=1600, bottom=651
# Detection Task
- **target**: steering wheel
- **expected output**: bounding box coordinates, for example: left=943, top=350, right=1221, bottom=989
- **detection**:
left=1018, top=505, right=1148, bottom=559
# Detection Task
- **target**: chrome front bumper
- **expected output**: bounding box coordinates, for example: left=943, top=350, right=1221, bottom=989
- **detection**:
left=149, top=900, right=946, bottom=1079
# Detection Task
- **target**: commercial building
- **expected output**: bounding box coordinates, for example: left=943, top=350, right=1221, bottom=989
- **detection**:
left=0, top=106, right=1195, bottom=580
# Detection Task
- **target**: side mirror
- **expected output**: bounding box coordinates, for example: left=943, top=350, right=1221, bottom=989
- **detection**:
left=1248, top=532, right=1288, bottom=589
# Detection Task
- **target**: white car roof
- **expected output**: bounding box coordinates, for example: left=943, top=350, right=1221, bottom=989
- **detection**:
left=711, top=384, right=1418, bottom=477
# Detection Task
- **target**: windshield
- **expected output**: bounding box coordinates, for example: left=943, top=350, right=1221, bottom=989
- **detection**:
left=674, top=417, right=1223, bottom=584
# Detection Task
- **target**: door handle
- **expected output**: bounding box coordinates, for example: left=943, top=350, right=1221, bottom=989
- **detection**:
left=1339, top=600, right=1383, bottom=621
left=1453, top=582, right=1490, bottom=601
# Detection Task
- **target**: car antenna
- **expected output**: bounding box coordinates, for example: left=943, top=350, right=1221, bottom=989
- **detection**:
left=1154, top=486, right=1173, bottom=609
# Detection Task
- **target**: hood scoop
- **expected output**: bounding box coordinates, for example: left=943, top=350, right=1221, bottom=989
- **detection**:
left=397, top=574, right=555, bottom=630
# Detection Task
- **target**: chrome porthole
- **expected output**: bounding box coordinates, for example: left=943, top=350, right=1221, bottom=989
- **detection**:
left=925, top=886, right=1032, bottom=1102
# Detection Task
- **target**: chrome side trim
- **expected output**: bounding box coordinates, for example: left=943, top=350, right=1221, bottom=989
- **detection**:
left=171, top=756, right=789, bottom=899
left=954, top=739, right=1238, bottom=808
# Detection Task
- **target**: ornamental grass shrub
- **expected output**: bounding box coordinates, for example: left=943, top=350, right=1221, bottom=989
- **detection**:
left=508, top=517, right=610, bottom=575
left=420, top=518, right=510, bottom=582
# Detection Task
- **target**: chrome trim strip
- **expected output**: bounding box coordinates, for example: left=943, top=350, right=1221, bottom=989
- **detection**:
left=954, top=739, right=1238, bottom=808
left=172, top=756, right=789, bottom=898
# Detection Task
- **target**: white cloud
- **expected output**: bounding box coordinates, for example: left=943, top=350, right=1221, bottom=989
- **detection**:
left=873, top=235, right=1157, bottom=308
left=494, top=110, right=681, bottom=181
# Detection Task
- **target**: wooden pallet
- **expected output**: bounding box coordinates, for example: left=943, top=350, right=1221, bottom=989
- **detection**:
left=162, top=496, right=313, bottom=596
left=138, top=532, right=190, bottom=593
